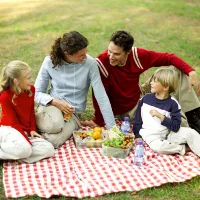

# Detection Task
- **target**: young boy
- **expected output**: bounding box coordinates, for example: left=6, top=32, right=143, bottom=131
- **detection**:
left=133, top=68, right=200, bottom=157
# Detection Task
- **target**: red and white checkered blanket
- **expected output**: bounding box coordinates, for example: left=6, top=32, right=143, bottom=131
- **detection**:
left=3, top=130, right=200, bottom=198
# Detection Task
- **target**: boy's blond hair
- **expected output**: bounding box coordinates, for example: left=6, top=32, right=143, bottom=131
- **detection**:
left=0, top=60, right=32, bottom=103
left=151, top=67, right=179, bottom=93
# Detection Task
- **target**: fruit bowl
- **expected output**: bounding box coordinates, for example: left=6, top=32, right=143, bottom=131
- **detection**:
left=101, top=135, right=134, bottom=159
left=102, top=144, right=133, bottom=159
left=73, top=130, right=107, bottom=148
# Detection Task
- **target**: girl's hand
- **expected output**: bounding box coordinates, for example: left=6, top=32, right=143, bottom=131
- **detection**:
left=24, top=131, right=28, bottom=136
left=30, top=131, right=43, bottom=138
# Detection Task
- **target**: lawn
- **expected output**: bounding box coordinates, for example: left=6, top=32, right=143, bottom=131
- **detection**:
left=0, top=0, right=200, bottom=199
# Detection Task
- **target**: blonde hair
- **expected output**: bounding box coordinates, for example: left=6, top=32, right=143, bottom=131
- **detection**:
left=151, top=67, right=179, bottom=93
left=0, top=60, right=32, bottom=103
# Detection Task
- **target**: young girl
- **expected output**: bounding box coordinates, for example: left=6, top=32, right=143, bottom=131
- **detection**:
left=133, top=68, right=200, bottom=157
left=0, top=61, right=54, bottom=163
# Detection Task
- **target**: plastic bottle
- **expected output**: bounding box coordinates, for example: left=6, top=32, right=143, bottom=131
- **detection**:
left=134, top=141, right=144, bottom=167
left=120, top=117, right=130, bottom=135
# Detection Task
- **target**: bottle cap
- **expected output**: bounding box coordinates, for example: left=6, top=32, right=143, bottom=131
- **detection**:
left=138, top=140, right=143, bottom=145
left=124, top=116, right=129, bottom=121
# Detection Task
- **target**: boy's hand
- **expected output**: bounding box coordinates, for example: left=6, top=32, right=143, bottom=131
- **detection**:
left=150, top=109, right=164, bottom=121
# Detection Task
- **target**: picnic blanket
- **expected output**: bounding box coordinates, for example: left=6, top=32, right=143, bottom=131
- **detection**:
left=3, top=125, right=200, bottom=198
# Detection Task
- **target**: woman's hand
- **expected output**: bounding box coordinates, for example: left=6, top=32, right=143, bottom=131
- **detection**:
left=51, top=99, right=75, bottom=114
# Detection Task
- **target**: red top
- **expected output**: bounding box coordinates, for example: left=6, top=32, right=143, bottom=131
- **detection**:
left=0, top=85, right=36, bottom=144
left=93, top=47, right=194, bottom=126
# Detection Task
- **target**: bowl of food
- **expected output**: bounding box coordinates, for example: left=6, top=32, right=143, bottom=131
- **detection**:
left=102, top=135, right=134, bottom=159
left=73, top=127, right=107, bottom=148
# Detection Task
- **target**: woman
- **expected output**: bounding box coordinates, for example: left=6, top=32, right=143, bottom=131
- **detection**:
left=34, top=31, right=115, bottom=148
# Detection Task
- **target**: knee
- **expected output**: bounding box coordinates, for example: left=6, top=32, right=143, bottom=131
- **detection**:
left=13, top=142, right=32, bottom=159
left=149, top=142, right=164, bottom=154
left=43, top=142, right=55, bottom=157
left=43, top=133, right=66, bottom=149
left=36, top=106, right=64, bottom=134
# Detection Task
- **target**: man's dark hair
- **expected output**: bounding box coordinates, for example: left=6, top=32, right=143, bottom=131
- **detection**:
left=50, top=31, right=88, bottom=67
left=110, top=30, right=134, bottom=52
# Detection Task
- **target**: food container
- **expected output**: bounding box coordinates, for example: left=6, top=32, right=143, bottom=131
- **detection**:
left=73, top=130, right=107, bottom=148
left=101, top=144, right=133, bottom=159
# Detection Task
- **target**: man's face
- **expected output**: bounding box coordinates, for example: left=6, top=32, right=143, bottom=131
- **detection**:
left=107, top=42, right=129, bottom=66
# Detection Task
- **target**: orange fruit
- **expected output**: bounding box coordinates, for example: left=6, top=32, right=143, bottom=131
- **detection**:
left=92, top=131, right=101, bottom=140
left=93, top=127, right=102, bottom=133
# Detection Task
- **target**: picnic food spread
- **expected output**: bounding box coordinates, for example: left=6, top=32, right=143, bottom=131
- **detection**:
left=73, top=125, right=135, bottom=158
left=73, top=127, right=105, bottom=148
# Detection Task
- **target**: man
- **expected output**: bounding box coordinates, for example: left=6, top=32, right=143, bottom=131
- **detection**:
left=85, top=30, right=200, bottom=133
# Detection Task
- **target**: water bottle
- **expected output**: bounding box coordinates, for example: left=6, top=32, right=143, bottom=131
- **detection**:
left=120, top=117, right=130, bottom=135
left=134, top=141, right=144, bottom=167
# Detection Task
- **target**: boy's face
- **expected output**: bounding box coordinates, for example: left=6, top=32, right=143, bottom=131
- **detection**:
left=150, top=78, right=169, bottom=94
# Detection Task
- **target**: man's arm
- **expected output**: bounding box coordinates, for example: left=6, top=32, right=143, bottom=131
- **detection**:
left=138, top=48, right=200, bottom=95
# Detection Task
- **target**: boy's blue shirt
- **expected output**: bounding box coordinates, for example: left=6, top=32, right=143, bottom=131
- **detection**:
left=133, top=93, right=181, bottom=138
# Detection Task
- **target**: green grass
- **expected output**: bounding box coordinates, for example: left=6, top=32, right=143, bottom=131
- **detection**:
left=0, top=0, right=200, bottom=199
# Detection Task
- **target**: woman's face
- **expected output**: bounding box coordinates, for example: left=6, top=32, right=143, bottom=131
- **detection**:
left=65, top=48, right=87, bottom=63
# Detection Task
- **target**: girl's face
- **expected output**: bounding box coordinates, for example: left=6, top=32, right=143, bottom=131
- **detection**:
left=17, top=69, right=33, bottom=92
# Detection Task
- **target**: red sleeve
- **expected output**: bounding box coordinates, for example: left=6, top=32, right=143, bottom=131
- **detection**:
left=30, top=86, right=36, bottom=131
left=0, top=92, right=25, bottom=135
left=138, top=48, right=194, bottom=75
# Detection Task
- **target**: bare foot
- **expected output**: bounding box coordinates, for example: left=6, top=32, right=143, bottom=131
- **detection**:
left=80, top=120, right=97, bottom=128
left=185, top=144, right=192, bottom=153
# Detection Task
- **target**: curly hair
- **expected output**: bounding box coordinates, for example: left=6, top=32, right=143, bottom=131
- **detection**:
left=0, top=60, right=32, bottom=104
left=110, top=30, right=134, bottom=52
left=50, top=31, right=88, bottom=67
